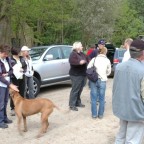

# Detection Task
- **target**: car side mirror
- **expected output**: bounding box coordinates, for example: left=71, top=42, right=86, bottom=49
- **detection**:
left=43, top=54, right=53, bottom=61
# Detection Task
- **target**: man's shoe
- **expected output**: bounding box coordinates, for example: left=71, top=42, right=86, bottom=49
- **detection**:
left=0, top=123, right=8, bottom=128
left=98, top=115, right=103, bottom=119
left=76, top=103, right=85, bottom=108
left=4, top=118, right=13, bottom=124
left=70, top=106, right=78, bottom=111
left=92, top=116, right=97, bottom=119
left=10, top=109, right=15, bottom=116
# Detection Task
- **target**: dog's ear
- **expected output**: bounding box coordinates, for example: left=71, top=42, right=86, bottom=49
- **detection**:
left=9, top=88, right=16, bottom=98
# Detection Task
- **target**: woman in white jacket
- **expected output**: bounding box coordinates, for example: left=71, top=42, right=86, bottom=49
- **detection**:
left=21, top=46, right=34, bottom=99
left=87, top=47, right=111, bottom=119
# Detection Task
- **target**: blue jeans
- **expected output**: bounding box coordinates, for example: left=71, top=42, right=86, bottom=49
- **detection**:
left=0, top=87, right=9, bottom=123
left=90, top=79, right=106, bottom=117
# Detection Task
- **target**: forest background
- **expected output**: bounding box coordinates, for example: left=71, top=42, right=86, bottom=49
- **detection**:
left=0, top=0, right=144, bottom=48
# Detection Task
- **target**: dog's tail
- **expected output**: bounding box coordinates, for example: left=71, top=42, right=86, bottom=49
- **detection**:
left=53, top=104, right=70, bottom=114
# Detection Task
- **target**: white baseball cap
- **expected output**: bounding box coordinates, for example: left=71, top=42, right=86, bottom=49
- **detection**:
left=21, top=46, right=31, bottom=51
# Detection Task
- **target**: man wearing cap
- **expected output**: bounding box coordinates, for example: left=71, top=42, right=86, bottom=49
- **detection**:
left=112, top=39, right=144, bottom=144
left=89, top=40, right=106, bottom=59
left=21, top=46, right=34, bottom=99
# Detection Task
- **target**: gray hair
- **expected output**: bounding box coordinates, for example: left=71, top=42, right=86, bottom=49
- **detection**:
left=130, top=46, right=143, bottom=58
left=72, top=42, right=82, bottom=51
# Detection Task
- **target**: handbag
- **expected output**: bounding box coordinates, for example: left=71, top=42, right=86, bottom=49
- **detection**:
left=86, top=57, right=98, bottom=82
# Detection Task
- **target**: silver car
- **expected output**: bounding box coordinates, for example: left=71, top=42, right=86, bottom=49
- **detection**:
left=29, top=45, right=72, bottom=97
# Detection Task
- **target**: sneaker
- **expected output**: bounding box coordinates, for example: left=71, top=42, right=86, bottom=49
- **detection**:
left=0, top=123, right=8, bottom=128
left=98, top=115, right=103, bottom=119
left=10, top=109, right=15, bottom=116
left=4, top=118, right=13, bottom=124
left=92, top=116, right=97, bottom=119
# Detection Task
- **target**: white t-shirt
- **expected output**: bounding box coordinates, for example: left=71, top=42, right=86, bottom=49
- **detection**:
left=122, top=49, right=130, bottom=62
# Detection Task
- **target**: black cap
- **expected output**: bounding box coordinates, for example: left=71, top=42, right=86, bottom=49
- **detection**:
left=130, top=39, right=144, bottom=50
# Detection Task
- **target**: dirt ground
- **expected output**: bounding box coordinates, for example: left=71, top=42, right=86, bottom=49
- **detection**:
left=0, top=78, right=143, bottom=144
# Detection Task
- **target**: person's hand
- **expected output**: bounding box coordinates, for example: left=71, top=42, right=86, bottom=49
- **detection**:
left=2, top=73, right=8, bottom=77
left=20, top=68, right=24, bottom=72
left=80, top=60, right=86, bottom=65
left=9, top=84, right=19, bottom=92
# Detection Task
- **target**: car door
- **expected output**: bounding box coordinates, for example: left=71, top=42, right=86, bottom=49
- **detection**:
left=41, top=46, right=64, bottom=82
left=60, top=46, right=72, bottom=78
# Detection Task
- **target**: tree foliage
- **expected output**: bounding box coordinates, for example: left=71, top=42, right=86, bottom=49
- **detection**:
left=128, top=0, right=144, bottom=35
left=112, top=0, right=143, bottom=46
left=0, top=0, right=144, bottom=47
left=8, top=0, right=77, bottom=45
left=73, top=0, right=120, bottom=45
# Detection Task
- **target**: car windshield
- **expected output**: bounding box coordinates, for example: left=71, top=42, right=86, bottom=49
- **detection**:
left=29, top=48, right=47, bottom=60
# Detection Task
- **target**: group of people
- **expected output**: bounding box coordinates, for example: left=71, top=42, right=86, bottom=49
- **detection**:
left=68, top=40, right=111, bottom=120
left=68, top=39, right=144, bottom=144
left=0, top=44, right=34, bottom=128
left=1, top=38, right=144, bottom=143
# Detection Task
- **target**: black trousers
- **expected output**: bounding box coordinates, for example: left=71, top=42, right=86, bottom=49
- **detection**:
left=69, top=75, right=86, bottom=107
left=10, top=76, right=26, bottom=110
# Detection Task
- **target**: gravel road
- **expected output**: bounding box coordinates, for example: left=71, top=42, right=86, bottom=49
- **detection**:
left=0, top=78, right=143, bottom=144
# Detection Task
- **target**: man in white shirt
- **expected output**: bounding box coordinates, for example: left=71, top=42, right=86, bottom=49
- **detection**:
left=122, top=38, right=133, bottom=62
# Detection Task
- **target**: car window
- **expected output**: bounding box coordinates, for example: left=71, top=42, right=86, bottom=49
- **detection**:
left=46, top=47, right=62, bottom=60
left=30, top=47, right=47, bottom=60
left=61, top=46, right=72, bottom=58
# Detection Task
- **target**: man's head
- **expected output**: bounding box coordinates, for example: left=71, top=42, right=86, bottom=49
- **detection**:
left=129, top=39, right=144, bottom=61
left=11, top=48, right=20, bottom=56
left=98, top=39, right=105, bottom=49
left=124, top=38, right=133, bottom=49
left=89, top=44, right=95, bottom=49
left=0, top=44, right=11, bottom=59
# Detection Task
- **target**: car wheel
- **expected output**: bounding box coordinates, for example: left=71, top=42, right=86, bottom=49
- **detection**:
left=33, top=76, right=40, bottom=97
left=26, top=76, right=40, bottom=97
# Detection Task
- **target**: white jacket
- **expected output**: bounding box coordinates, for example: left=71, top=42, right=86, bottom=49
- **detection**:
left=87, top=54, right=111, bottom=81
left=25, top=57, right=34, bottom=77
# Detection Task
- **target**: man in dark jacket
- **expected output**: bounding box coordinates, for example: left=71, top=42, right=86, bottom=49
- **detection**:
left=89, top=40, right=106, bottom=60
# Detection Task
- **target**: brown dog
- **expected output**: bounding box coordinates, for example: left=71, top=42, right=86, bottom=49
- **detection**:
left=9, top=88, right=61, bottom=138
